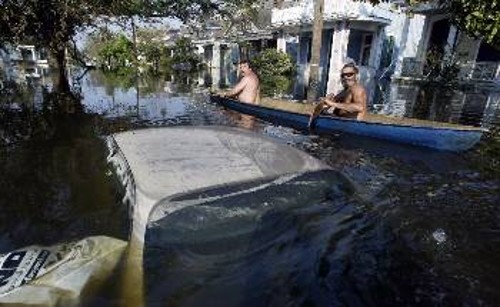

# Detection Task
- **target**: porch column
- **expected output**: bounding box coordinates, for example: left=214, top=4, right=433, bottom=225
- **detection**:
left=444, top=25, right=458, bottom=60
left=31, top=46, right=36, bottom=62
left=197, top=45, right=205, bottom=57
left=393, top=16, right=411, bottom=77
left=293, top=33, right=307, bottom=99
left=369, top=26, right=385, bottom=71
left=416, top=17, right=434, bottom=62
left=364, top=26, right=385, bottom=104
left=197, top=45, right=205, bottom=86
left=326, top=20, right=350, bottom=94
left=455, top=32, right=482, bottom=78
left=212, top=42, right=221, bottom=89
left=0, top=49, right=12, bottom=80
left=229, top=43, right=240, bottom=84
left=277, top=31, right=286, bottom=53
left=221, top=44, right=231, bottom=86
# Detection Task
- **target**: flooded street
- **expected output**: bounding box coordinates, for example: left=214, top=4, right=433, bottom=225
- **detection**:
left=1, top=70, right=500, bottom=306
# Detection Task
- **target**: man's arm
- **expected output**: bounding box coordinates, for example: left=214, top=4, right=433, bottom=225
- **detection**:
left=224, top=77, right=248, bottom=98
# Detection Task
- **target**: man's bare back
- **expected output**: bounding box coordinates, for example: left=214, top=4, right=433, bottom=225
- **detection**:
left=234, top=73, right=260, bottom=104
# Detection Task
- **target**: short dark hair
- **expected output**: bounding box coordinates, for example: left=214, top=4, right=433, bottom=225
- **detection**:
left=238, top=59, right=254, bottom=70
left=342, top=63, right=359, bottom=74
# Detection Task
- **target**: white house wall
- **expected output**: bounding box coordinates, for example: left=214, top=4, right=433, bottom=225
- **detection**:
left=386, top=13, right=426, bottom=76
left=272, top=0, right=394, bottom=25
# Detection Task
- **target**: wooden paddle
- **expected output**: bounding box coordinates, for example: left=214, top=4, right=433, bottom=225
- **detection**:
left=308, top=98, right=335, bottom=130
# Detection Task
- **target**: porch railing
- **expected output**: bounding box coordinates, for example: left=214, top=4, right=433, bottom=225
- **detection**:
left=458, top=61, right=500, bottom=82
left=400, top=58, right=424, bottom=77
left=399, top=58, right=500, bottom=84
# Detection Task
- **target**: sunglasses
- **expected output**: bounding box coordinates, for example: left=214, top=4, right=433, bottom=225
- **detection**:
left=341, top=72, right=356, bottom=78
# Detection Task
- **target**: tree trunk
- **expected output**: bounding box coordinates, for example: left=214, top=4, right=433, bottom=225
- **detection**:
left=50, top=47, right=70, bottom=93
left=307, top=0, right=325, bottom=102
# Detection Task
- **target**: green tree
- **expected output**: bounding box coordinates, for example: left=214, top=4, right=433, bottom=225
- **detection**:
left=0, top=0, right=258, bottom=94
left=252, top=49, right=295, bottom=97
left=83, top=26, right=115, bottom=65
left=185, top=0, right=268, bottom=42
left=161, top=37, right=202, bottom=77
left=0, top=0, right=125, bottom=92
left=136, top=28, right=168, bottom=73
left=446, top=0, right=499, bottom=47
left=97, top=34, right=135, bottom=71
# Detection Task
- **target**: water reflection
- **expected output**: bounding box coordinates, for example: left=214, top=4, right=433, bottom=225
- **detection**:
left=0, top=95, right=128, bottom=253
left=381, top=83, right=500, bottom=128
left=7, top=65, right=500, bottom=130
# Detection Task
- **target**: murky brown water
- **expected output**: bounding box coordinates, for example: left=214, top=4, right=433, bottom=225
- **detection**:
left=1, top=70, right=499, bottom=306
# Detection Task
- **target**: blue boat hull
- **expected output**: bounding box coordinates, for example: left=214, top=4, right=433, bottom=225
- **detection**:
left=210, top=95, right=484, bottom=152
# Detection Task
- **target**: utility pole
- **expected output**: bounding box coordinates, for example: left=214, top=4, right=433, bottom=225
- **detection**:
left=307, top=0, right=324, bottom=102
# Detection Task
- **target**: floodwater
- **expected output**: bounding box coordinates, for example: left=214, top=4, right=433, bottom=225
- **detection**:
left=1, top=69, right=500, bottom=306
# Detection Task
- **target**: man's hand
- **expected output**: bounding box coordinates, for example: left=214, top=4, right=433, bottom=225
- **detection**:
left=320, top=97, right=336, bottom=108
left=308, top=100, right=327, bottom=130
left=216, top=91, right=228, bottom=98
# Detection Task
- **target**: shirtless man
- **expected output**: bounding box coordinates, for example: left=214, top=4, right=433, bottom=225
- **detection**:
left=222, top=60, right=260, bottom=104
left=308, top=63, right=367, bottom=127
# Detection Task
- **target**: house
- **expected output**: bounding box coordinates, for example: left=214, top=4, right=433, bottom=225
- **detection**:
left=193, top=32, right=275, bottom=88
left=271, top=0, right=499, bottom=102
left=188, top=0, right=425, bottom=100
left=272, top=0, right=425, bottom=101
left=137, top=0, right=499, bottom=122
left=13, top=45, right=49, bottom=66
left=191, top=1, right=277, bottom=89
left=384, top=4, right=500, bottom=125
left=1, top=44, right=49, bottom=81
left=397, top=7, right=500, bottom=86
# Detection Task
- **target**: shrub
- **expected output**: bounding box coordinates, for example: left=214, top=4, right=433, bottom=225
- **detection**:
left=251, top=49, right=295, bottom=97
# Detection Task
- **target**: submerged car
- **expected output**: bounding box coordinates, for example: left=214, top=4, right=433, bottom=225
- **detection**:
left=107, top=126, right=357, bottom=306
